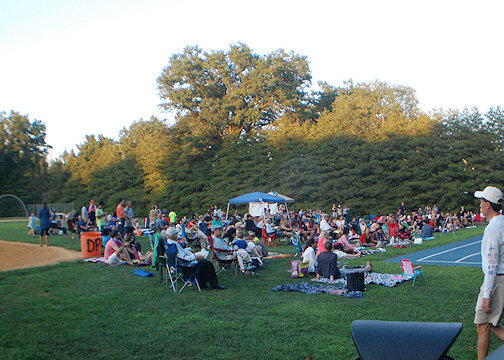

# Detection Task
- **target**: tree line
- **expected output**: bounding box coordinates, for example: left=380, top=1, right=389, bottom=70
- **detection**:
left=2, top=43, right=504, bottom=217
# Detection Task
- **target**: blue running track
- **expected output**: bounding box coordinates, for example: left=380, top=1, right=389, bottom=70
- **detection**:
left=385, top=236, right=483, bottom=268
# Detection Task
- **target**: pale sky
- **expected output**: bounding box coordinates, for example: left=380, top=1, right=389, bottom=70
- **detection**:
left=1, top=0, right=503, bottom=158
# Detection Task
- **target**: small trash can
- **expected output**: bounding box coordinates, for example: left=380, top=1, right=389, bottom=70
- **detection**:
left=80, top=231, right=102, bottom=258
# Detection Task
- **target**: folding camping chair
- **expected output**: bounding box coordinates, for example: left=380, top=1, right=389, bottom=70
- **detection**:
left=208, top=236, right=239, bottom=276
left=177, top=261, right=202, bottom=293
left=291, top=232, right=303, bottom=257
left=164, top=242, right=182, bottom=293
left=261, top=228, right=278, bottom=247
left=401, top=259, right=425, bottom=287
left=164, top=241, right=201, bottom=293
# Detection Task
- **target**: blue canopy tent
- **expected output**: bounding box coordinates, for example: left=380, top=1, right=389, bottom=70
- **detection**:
left=226, top=192, right=288, bottom=220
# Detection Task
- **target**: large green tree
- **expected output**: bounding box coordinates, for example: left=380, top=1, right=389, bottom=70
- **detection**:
left=0, top=111, right=50, bottom=202
left=157, top=43, right=311, bottom=153
left=314, top=81, right=434, bottom=140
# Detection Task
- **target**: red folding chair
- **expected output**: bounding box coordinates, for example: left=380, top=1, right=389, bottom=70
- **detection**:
left=262, top=228, right=278, bottom=247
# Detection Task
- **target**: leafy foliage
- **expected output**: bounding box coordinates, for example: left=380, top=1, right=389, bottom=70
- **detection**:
left=3, top=44, right=504, bottom=217
left=157, top=43, right=311, bottom=154
left=0, top=111, right=50, bottom=202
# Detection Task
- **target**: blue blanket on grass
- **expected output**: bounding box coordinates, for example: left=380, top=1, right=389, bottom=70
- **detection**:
left=271, top=282, right=363, bottom=298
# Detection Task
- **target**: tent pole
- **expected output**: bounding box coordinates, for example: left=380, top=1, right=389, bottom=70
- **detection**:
left=285, top=202, right=291, bottom=222
left=226, top=202, right=230, bottom=220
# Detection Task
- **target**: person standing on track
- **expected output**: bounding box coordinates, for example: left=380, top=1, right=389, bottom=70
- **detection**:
left=474, top=185, right=504, bottom=359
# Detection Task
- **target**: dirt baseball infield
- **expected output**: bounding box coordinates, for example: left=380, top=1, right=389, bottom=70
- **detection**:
left=0, top=240, right=82, bottom=271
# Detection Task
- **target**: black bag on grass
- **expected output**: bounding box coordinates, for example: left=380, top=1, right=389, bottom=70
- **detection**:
left=346, top=271, right=365, bottom=291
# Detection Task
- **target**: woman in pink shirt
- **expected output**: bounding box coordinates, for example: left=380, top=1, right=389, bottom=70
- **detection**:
left=104, top=231, right=133, bottom=265
left=337, top=228, right=359, bottom=254
left=316, top=230, right=330, bottom=257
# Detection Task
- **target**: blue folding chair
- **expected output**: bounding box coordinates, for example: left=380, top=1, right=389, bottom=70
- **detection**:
left=164, top=242, right=182, bottom=293
left=177, top=261, right=201, bottom=293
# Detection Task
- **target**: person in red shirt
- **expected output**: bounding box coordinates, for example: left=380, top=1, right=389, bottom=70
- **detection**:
left=359, top=227, right=376, bottom=247
left=116, top=198, right=126, bottom=237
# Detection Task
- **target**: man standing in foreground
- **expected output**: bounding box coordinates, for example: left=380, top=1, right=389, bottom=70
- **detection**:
left=474, top=186, right=504, bottom=359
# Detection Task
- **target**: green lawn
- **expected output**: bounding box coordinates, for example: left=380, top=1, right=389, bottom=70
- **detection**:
left=0, top=221, right=492, bottom=359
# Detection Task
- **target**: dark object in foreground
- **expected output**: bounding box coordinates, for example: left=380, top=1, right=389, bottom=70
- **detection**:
left=351, top=320, right=462, bottom=360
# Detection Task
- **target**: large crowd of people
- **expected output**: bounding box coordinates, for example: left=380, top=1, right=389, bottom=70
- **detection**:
left=29, top=198, right=482, bottom=288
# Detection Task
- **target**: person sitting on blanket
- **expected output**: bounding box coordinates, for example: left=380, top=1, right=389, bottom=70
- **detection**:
left=212, top=224, right=252, bottom=274
left=104, top=231, right=134, bottom=266
left=337, top=228, right=360, bottom=254
left=359, top=227, right=376, bottom=247
left=334, top=215, right=346, bottom=232
left=372, top=227, right=387, bottom=246
left=302, top=238, right=317, bottom=273
left=315, top=240, right=341, bottom=283
left=316, top=230, right=330, bottom=256
left=121, top=233, right=143, bottom=263
left=162, top=227, right=225, bottom=290
left=358, top=218, right=367, bottom=235
left=134, top=243, right=153, bottom=264
left=369, top=219, right=380, bottom=233
left=102, top=228, right=111, bottom=246
left=333, top=243, right=362, bottom=258
left=421, top=217, right=434, bottom=238
left=315, top=241, right=371, bottom=283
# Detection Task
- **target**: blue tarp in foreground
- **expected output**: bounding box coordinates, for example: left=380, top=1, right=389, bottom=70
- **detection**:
left=228, top=192, right=286, bottom=204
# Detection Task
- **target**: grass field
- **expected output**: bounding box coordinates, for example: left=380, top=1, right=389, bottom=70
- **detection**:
left=0, top=221, right=492, bottom=359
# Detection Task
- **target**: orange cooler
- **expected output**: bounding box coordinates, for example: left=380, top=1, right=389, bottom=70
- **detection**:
left=80, top=231, right=102, bottom=258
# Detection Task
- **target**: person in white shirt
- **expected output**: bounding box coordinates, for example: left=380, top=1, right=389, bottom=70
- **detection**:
left=474, top=186, right=504, bottom=359
left=320, top=213, right=332, bottom=233
left=265, top=218, right=276, bottom=235
left=302, top=239, right=317, bottom=273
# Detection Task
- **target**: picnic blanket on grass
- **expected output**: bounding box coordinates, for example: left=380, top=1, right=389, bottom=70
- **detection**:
left=312, top=272, right=410, bottom=287
left=264, top=252, right=292, bottom=259
left=84, top=256, right=126, bottom=266
left=354, top=248, right=386, bottom=256
left=271, top=282, right=363, bottom=298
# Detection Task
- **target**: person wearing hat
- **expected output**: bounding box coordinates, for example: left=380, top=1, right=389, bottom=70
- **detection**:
left=211, top=224, right=251, bottom=273
left=162, top=227, right=224, bottom=290
left=474, top=186, right=504, bottom=359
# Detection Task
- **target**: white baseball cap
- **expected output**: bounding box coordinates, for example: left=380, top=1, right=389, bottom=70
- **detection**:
left=474, top=186, right=504, bottom=204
